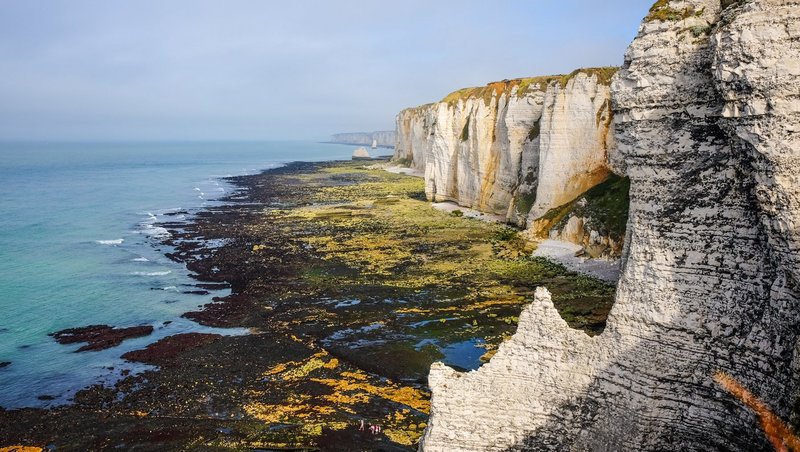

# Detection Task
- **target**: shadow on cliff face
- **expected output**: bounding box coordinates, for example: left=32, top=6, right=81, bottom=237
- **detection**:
left=498, top=119, right=790, bottom=451
left=496, top=5, right=800, bottom=450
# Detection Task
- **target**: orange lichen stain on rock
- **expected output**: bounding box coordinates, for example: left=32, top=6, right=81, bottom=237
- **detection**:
left=714, top=371, right=800, bottom=451
left=0, top=447, right=44, bottom=452
left=477, top=141, right=502, bottom=214
left=382, top=409, right=427, bottom=446
left=248, top=345, right=428, bottom=429
left=395, top=305, right=462, bottom=316
left=310, top=368, right=430, bottom=414
left=244, top=393, right=336, bottom=423
left=395, top=307, right=430, bottom=315
left=263, top=361, right=289, bottom=376
left=464, top=296, right=522, bottom=311
left=262, top=351, right=339, bottom=380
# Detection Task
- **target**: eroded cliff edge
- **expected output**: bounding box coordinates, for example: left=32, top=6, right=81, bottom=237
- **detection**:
left=394, top=69, right=625, bottom=257
left=420, top=0, right=800, bottom=450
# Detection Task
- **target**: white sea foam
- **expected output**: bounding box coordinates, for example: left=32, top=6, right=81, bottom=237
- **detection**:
left=134, top=223, right=170, bottom=239
left=97, top=239, right=124, bottom=245
left=142, top=225, right=170, bottom=238
left=131, top=271, right=172, bottom=276
left=132, top=257, right=150, bottom=262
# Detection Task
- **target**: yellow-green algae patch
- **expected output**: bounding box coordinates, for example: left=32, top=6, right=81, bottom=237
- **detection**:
left=212, top=162, right=615, bottom=449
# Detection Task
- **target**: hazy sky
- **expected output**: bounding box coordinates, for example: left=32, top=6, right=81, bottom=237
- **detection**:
left=0, top=1, right=653, bottom=141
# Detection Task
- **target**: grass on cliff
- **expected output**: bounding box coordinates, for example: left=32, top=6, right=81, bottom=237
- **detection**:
left=440, top=68, right=619, bottom=107
left=531, top=174, right=631, bottom=241
left=441, top=76, right=560, bottom=107
left=558, top=67, right=618, bottom=88
left=645, top=0, right=703, bottom=22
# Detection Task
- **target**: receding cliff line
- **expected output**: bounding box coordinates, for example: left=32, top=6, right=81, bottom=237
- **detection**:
left=394, top=68, right=626, bottom=257
left=420, top=0, right=800, bottom=450
left=394, top=69, right=616, bottom=220
left=329, top=130, right=396, bottom=148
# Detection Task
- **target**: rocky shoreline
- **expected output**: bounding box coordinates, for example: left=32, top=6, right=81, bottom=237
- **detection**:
left=1, top=159, right=615, bottom=450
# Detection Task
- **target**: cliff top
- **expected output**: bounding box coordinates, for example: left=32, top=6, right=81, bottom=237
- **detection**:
left=331, top=131, right=395, bottom=137
left=439, top=67, right=618, bottom=106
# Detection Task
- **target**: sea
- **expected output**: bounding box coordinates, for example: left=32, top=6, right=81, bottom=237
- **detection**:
left=0, top=141, right=357, bottom=408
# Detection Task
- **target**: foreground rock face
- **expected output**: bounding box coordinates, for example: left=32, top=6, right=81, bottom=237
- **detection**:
left=394, top=70, right=615, bottom=226
left=421, top=1, right=800, bottom=450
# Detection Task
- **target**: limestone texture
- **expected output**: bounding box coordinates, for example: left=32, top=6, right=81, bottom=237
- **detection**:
left=420, top=1, right=800, bottom=451
left=393, top=71, right=615, bottom=229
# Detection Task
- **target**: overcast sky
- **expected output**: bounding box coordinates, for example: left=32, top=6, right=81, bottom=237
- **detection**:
left=0, top=1, right=653, bottom=141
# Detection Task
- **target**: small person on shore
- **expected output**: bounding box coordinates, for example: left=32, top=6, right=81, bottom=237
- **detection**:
left=359, top=419, right=365, bottom=431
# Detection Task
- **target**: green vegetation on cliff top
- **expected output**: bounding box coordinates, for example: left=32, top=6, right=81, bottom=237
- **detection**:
left=645, top=0, right=704, bottom=22
left=439, top=67, right=619, bottom=106
left=441, top=76, right=559, bottom=106
left=535, top=174, right=631, bottom=241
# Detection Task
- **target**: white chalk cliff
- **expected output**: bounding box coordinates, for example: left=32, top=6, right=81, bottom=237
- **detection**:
left=330, top=131, right=396, bottom=147
left=420, top=0, right=800, bottom=450
left=394, top=70, right=616, bottom=228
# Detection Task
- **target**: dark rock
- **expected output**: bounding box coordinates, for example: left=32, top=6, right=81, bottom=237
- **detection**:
left=182, top=294, right=254, bottom=328
left=121, top=333, right=222, bottom=365
left=193, top=283, right=231, bottom=290
left=50, top=324, right=154, bottom=352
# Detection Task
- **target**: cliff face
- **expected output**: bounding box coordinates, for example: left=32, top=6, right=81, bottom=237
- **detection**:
left=330, top=131, right=396, bottom=147
left=420, top=1, right=800, bottom=451
left=394, top=70, right=616, bottom=228
left=394, top=104, right=435, bottom=171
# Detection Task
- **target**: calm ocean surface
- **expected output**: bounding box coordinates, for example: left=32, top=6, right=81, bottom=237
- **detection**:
left=0, top=141, right=357, bottom=408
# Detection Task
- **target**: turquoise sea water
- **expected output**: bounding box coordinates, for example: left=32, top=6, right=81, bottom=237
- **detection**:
left=0, top=141, right=356, bottom=408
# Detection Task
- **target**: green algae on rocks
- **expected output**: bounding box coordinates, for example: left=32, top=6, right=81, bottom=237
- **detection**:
left=0, top=160, right=616, bottom=451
